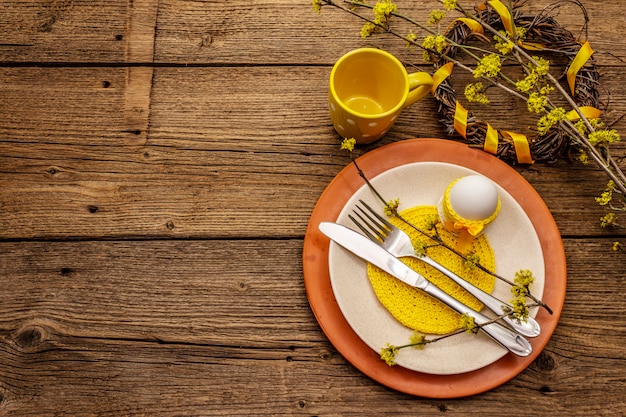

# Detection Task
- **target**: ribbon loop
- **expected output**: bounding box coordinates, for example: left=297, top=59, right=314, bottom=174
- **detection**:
left=502, top=131, right=534, bottom=164
left=488, top=0, right=514, bottom=36
left=432, top=62, right=454, bottom=93
left=454, top=101, right=468, bottom=139
left=567, top=41, right=594, bottom=95
left=566, top=106, right=602, bottom=121
left=454, top=18, right=484, bottom=34
left=483, top=123, right=499, bottom=154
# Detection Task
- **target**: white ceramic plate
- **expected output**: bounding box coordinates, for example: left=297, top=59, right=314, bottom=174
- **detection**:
left=328, top=161, right=545, bottom=375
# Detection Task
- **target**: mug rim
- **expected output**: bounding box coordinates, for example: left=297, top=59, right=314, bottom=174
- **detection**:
left=330, top=47, right=409, bottom=119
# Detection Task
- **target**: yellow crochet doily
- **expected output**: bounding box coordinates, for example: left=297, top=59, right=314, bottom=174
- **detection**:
left=367, top=205, right=496, bottom=335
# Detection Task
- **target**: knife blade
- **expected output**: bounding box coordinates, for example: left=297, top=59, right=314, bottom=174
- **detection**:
left=319, top=221, right=532, bottom=357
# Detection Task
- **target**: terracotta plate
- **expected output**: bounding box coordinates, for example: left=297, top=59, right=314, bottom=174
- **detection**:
left=302, top=139, right=566, bottom=398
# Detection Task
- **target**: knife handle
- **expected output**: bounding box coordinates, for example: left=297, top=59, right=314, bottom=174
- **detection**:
left=418, top=255, right=541, bottom=338
left=423, top=282, right=532, bottom=357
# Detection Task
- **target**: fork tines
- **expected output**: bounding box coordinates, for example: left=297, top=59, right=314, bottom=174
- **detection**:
left=349, top=200, right=392, bottom=242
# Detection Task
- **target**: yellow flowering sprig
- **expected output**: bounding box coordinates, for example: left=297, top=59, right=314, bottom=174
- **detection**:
left=509, top=269, right=535, bottom=322
left=597, top=180, right=625, bottom=231
left=379, top=307, right=536, bottom=365
left=320, top=0, right=626, bottom=219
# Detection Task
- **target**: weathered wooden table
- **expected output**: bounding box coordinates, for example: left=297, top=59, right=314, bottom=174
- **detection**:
left=1, top=0, right=624, bottom=415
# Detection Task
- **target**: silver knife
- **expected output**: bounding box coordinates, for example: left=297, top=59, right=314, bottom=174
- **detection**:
left=415, top=253, right=541, bottom=337
left=319, top=222, right=532, bottom=357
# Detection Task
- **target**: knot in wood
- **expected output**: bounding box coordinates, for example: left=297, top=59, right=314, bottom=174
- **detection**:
left=15, top=325, right=46, bottom=350
left=534, top=351, right=556, bottom=371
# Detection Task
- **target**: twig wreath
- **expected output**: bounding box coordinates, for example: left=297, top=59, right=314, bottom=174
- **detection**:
left=431, top=2, right=602, bottom=164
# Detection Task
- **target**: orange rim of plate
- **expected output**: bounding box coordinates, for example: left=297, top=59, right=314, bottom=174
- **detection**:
left=302, top=138, right=566, bottom=398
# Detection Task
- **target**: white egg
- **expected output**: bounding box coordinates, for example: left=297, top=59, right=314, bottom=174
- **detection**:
left=448, top=175, right=499, bottom=221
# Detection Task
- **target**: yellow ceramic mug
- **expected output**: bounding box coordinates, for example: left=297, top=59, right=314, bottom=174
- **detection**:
left=329, top=48, right=433, bottom=144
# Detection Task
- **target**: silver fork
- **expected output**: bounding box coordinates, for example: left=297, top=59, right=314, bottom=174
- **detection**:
left=349, top=200, right=541, bottom=338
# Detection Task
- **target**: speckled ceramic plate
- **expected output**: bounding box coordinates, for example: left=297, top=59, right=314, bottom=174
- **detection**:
left=329, top=160, right=544, bottom=375
left=303, top=139, right=566, bottom=398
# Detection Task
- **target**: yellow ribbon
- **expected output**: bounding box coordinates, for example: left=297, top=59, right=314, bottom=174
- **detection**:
left=454, top=101, right=468, bottom=139
left=567, top=41, right=594, bottom=95
left=453, top=18, right=484, bottom=34
left=452, top=221, right=484, bottom=237
left=519, top=41, right=546, bottom=51
left=566, top=106, right=602, bottom=121
left=483, top=123, right=499, bottom=154
left=488, top=0, right=546, bottom=50
left=488, top=0, right=514, bottom=36
left=502, top=131, right=534, bottom=164
left=432, top=62, right=454, bottom=93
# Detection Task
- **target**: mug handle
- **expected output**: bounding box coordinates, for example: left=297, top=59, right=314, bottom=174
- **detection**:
left=404, top=72, right=434, bottom=107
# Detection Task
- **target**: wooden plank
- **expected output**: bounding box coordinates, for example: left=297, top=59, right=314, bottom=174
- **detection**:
left=0, top=238, right=624, bottom=415
left=0, top=0, right=127, bottom=63
left=0, top=66, right=624, bottom=239
left=0, top=0, right=625, bottom=65
left=154, top=0, right=626, bottom=66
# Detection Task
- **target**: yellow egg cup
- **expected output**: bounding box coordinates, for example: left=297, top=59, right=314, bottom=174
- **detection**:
left=439, top=177, right=501, bottom=253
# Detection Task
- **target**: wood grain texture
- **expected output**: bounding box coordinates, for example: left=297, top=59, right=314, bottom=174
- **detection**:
left=0, top=65, right=624, bottom=239
left=2, top=0, right=626, bottom=65
left=0, top=0, right=625, bottom=415
left=0, top=239, right=624, bottom=415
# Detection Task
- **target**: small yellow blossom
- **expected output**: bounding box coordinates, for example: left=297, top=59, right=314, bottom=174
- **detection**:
left=423, top=214, right=438, bottom=231
left=494, top=30, right=514, bottom=55
left=460, top=313, right=477, bottom=333
left=413, top=241, right=427, bottom=256
left=612, top=241, right=622, bottom=252
left=372, top=0, right=397, bottom=25
left=574, top=120, right=587, bottom=135
left=526, top=92, right=547, bottom=114
left=511, top=296, right=530, bottom=321
left=515, top=72, right=539, bottom=93
left=514, top=269, right=535, bottom=288
left=405, top=30, right=418, bottom=48
left=577, top=149, right=590, bottom=164
left=380, top=343, right=399, bottom=366
left=596, top=190, right=613, bottom=206
left=312, top=0, right=322, bottom=13
left=409, top=331, right=427, bottom=349
left=360, top=22, right=377, bottom=38
left=537, top=107, right=566, bottom=135
left=421, top=35, right=447, bottom=62
left=443, top=0, right=458, bottom=10
left=588, top=129, right=621, bottom=146
left=384, top=198, right=400, bottom=216
left=465, top=82, right=490, bottom=104
left=514, top=27, right=528, bottom=42
left=532, top=56, right=550, bottom=76
left=464, top=252, right=480, bottom=270
left=428, top=9, right=446, bottom=25
left=473, top=53, right=501, bottom=78
left=600, top=212, right=617, bottom=227
left=340, top=137, right=356, bottom=152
